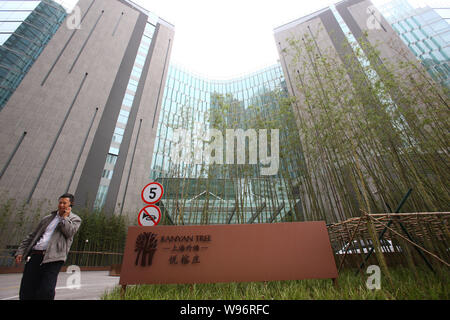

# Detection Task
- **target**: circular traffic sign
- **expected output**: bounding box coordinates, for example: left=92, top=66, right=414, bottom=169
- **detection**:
left=141, top=182, right=164, bottom=204
left=138, top=205, right=162, bottom=227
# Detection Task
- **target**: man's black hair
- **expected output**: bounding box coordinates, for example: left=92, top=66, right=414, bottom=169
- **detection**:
left=59, top=193, right=75, bottom=206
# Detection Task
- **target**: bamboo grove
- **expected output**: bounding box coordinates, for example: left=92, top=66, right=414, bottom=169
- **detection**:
left=278, top=27, right=449, bottom=224
left=155, top=25, right=449, bottom=227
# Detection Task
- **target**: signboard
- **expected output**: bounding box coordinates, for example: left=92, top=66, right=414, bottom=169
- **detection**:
left=139, top=182, right=164, bottom=227
left=138, top=205, right=162, bottom=227
left=120, top=222, right=338, bottom=286
left=141, top=182, right=164, bottom=204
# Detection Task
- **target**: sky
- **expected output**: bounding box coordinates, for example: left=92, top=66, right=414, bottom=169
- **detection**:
left=132, top=0, right=341, bottom=79
left=57, top=0, right=445, bottom=79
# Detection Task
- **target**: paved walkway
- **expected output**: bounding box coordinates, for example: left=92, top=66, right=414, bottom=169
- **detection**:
left=0, top=271, right=120, bottom=300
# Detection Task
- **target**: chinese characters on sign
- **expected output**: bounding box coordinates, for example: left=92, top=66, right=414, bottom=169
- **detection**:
left=163, top=235, right=211, bottom=266
left=134, top=233, right=211, bottom=267
left=168, top=244, right=202, bottom=265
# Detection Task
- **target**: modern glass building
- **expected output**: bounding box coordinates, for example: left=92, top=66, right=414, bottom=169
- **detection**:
left=1, top=0, right=445, bottom=225
left=376, top=0, right=450, bottom=88
left=0, top=0, right=67, bottom=109
left=148, top=63, right=305, bottom=225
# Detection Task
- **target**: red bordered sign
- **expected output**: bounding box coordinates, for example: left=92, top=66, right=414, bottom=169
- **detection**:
left=141, top=182, right=164, bottom=204
left=138, top=205, right=162, bottom=227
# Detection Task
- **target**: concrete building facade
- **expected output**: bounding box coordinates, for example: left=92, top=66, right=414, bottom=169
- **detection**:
left=273, top=0, right=429, bottom=221
left=0, top=0, right=173, bottom=215
left=274, top=0, right=419, bottom=103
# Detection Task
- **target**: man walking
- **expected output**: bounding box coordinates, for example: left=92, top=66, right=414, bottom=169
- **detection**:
left=15, top=193, right=82, bottom=300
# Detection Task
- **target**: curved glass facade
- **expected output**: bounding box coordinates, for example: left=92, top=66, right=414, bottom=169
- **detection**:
left=0, top=0, right=67, bottom=109
left=150, top=63, right=304, bottom=225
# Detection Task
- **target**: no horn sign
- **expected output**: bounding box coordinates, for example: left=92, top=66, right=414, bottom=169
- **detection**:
left=138, top=205, right=161, bottom=227
left=139, top=182, right=164, bottom=226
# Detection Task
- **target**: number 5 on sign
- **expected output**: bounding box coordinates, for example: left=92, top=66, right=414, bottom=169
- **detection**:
left=141, top=182, right=164, bottom=204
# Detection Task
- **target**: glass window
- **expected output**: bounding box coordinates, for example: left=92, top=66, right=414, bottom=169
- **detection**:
left=123, top=98, right=132, bottom=107
left=430, top=20, right=448, bottom=33
left=118, top=114, right=128, bottom=124
left=420, top=10, right=440, bottom=23
left=102, top=169, right=113, bottom=179
left=106, top=154, right=117, bottom=165
left=141, top=36, right=151, bottom=47
left=109, top=146, right=119, bottom=155
left=135, top=54, right=146, bottom=65
left=439, top=31, right=450, bottom=44
left=94, top=184, right=109, bottom=209
left=112, top=126, right=124, bottom=143
left=401, top=32, right=414, bottom=44
left=424, top=39, right=439, bottom=51
left=408, top=44, right=420, bottom=56
left=127, top=82, right=137, bottom=92
left=412, top=30, right=425, bottom=41
left=431, top=50, right=446, bottom=62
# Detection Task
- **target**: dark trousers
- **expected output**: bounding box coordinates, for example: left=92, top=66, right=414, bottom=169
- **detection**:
left=19, top=253, right=64, bottom=300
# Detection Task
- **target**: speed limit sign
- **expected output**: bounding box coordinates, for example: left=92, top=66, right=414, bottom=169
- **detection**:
left=141, top=182, right=164, bottom=204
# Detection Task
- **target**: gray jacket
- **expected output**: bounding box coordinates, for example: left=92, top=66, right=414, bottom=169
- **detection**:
left=16, top=211, right=82, bottom=264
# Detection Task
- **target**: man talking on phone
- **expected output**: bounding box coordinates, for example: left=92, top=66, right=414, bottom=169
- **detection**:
left=14, top=193, right=82, bottom=300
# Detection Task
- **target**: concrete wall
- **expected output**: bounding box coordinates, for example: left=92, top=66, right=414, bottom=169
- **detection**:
left=0, top=0, right=174, bottom=216
left=106, top=21, right=174, bottom=218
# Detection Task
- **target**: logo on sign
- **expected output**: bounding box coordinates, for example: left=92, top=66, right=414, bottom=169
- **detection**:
left=135, top=232, right=158, bottom=267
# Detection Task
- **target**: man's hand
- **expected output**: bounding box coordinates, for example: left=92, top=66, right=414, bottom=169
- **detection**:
left=60, top=207, right=71, bottom=219
left=15, top=255, right=23, bottom=265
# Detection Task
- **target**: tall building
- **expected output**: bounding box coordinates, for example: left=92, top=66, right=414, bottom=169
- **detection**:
left=146, top=63, right=301, bottom=225
left=0, top=0, right=446, bottom=224
left=274, top=0, right=420, bottom=100
left=273, top=0, right=449, bottom=221
left=376, top=0, right=450, bottom=88
left=0, top=0, right=68, bottom=109
left=0, top=0, right=174, bottom=215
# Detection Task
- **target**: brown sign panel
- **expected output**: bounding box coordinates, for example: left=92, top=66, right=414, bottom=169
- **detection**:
left=119, top=222, right=338, bottom=285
